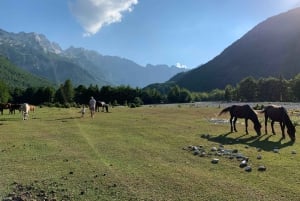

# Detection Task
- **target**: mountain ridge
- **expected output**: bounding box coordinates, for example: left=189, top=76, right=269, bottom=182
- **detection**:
left=169, top=7, right=300, bottom=92
left=0, top=29, right=186, bottom=87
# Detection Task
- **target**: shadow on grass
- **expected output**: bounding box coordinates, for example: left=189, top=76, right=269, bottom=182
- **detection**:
left=54, top=116, right=81, bottom=121
left=205, top=132, right=295, bottom=152
left=0, top=118, right=22, bottom=122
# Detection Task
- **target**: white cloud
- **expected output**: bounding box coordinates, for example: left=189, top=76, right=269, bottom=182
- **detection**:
left=176, top=62, right=188, bottom=69
left=69, top=0, right=138, bottom=36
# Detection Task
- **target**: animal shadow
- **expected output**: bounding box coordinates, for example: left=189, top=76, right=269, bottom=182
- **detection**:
left=204, top=132, right=295, bottom=152
left=54, top=116, right=81, bottom=121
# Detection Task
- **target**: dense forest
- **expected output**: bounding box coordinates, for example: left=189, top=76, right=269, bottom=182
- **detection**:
left=0, top=55, right=52, bottom=88
left=1, top=73, right=300, bottom=107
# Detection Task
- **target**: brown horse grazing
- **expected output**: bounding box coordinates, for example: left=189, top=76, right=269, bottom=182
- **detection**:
left=0, top=103, right=10, bottom=115
left=219, top=105, right=261, bottom=136
left=29, top=105, right=35, bottom=112
left=260, top=105, right=296, bottom=141
left=8, top=103, right=22, bottom=114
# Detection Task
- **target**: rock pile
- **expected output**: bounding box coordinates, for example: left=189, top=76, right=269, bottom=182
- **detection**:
left=183, top=143, right=268, bottom=172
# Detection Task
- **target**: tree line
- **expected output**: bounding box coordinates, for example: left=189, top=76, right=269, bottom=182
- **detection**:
left=1, top=74, right=300, bottom=107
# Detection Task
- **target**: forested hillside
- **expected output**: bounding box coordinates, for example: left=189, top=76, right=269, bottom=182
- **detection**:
left=0, top=55, right=52, bottom=89
left=170, top=7, right=300, bottom=92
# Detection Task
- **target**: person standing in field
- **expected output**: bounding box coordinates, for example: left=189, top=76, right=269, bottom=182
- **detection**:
left=89, top=96, right=96, bottom=118
left=81, top=105, right=86, bottom=118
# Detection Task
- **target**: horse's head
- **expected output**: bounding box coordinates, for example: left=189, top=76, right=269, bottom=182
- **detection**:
left=254, top=122, right=262, bottom=136
left=287, top=125, right=296, bottom=141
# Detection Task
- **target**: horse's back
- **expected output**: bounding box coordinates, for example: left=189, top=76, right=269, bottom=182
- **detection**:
left=263, top=105, right=286, bottom=121
left=231, top=104, right=253, bottom=117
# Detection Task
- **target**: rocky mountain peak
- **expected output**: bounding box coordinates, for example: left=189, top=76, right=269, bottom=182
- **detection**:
left=0, top=28, right=186, bottom=87
left=31, top=32, right=62, bottom=54
left=0, top=29, right=62, bottom=54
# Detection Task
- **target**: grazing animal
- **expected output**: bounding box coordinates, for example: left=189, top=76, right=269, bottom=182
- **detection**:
left=0, top=103, right=10, bottom=115
left=21, top=103, right=30, bottom=120
left=9, top=103, right=22, bottom=114
left=219, top=105, right=261, bottom=136
left=29, top=105, right=35, bottom=112
left=96, top=101, right=109, bottom=112
left=260, top=105, right=296, bottom=141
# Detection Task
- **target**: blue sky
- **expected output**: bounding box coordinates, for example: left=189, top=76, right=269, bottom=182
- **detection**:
left=1, top=0, right=300, bottom=68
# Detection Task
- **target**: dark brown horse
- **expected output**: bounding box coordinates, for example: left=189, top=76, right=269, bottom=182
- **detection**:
left=260, top=105, right=296, bottom=141
left=96, top=101, right=109, bottom=112
left=219, top=105, right=261, bottom=136
left=0, top=103, right=10, bottom=115
left=8, top=103, right=22, bottom=114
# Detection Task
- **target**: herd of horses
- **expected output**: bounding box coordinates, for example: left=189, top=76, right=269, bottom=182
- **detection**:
left=0, top=103, right=35, bottom=120
left=219, top=104, right=296, bottom=141
left=0, top=101, right=296, bottom=141
left=0, top=101, right=109, bottom=120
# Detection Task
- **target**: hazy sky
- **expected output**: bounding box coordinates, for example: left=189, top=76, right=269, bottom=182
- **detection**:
left=1, top=0, right=300, bottom=68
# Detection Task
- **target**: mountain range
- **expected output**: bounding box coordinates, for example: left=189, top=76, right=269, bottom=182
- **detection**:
left=1, top=7, right=300, bottom=92
left=170, top=7, right=300, bottom=92
left=0, top=29, right=185, bottom=88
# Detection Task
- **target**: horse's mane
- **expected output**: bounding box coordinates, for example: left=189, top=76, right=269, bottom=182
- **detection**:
left=282, top=109, right=293, bottom=125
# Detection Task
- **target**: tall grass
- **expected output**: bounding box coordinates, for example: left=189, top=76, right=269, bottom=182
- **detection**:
left=0, top=105, right=299, bottom=200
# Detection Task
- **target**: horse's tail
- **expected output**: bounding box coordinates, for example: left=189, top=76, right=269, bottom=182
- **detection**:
left=219, top=106, right=232, bottom=116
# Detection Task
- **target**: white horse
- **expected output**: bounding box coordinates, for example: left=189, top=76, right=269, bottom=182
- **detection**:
left=21, top=103, right=30, bottom=120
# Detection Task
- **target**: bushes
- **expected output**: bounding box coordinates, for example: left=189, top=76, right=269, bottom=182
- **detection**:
left=42, top=102, right=79, bottom=108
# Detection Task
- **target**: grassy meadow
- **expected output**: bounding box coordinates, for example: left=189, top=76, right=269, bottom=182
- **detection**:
left=0, top=103, right=299, bottom=200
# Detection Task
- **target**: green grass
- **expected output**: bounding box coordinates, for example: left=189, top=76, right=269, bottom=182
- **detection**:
left=0, top=104, right=299, bottom=200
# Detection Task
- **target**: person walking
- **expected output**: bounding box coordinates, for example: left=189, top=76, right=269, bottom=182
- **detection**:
left=89, top=96, right=96, bottom=118
left=80, top=105, right=86, bottom=118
